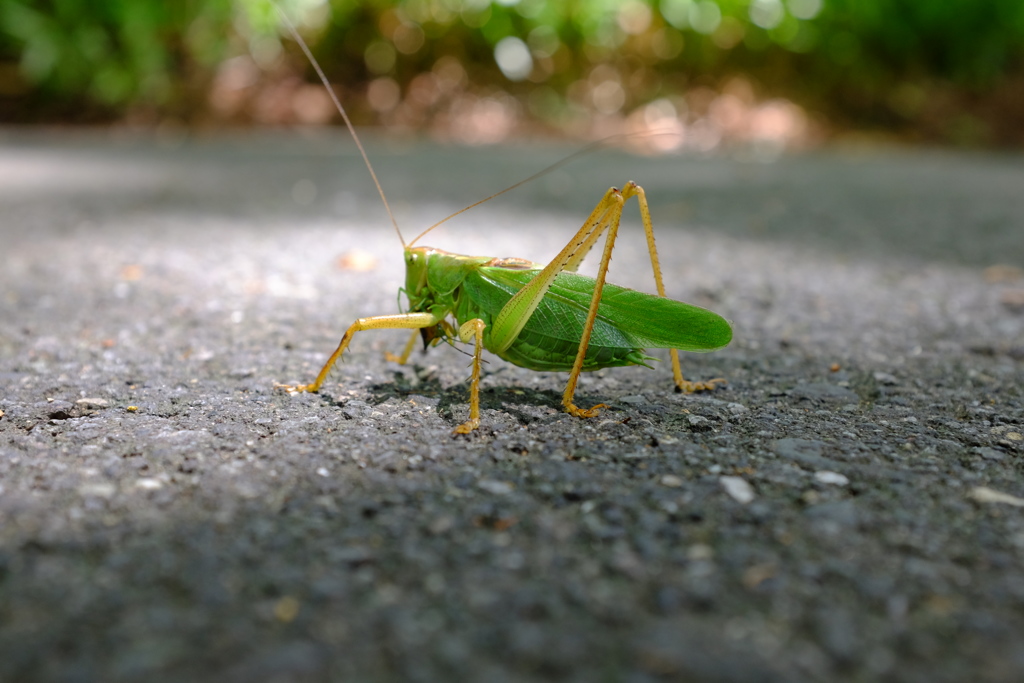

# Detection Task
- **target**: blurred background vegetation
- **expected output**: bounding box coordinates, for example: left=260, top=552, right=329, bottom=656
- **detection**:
left=1, top=0, right=1022, bottom=148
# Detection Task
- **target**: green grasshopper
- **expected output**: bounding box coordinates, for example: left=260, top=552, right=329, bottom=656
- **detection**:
left=275, top=11, right=733, bottom=434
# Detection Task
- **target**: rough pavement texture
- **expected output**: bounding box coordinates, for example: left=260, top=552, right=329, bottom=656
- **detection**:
left=2, top=131, right=1023, bottom=682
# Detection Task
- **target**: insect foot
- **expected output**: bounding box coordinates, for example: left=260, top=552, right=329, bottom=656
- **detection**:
left=453, top=418, right=481, bottom=435
left=565, top=402, right=609, bottom=419
left=676, top=378, right=727, bottom=393
left=274, top=382, right=314, bottom=395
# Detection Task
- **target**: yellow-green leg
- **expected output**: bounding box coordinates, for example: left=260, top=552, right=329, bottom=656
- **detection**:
left=278, top=312, right=442, bottom=394
left=383, top=329, right=420, bottom=365
left=625, top=181, right=726, bottom=393
left=561, top=189, right=625, bottom=419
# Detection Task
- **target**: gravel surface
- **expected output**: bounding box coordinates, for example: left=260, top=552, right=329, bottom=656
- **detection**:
left=2, top=130, right=1023, bottom=682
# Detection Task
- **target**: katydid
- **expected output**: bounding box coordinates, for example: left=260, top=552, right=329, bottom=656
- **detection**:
left=274, top=10, right=732, bottom=434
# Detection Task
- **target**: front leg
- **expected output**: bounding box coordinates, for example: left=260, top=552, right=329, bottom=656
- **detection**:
left=278, top=311, right=442, bottom=394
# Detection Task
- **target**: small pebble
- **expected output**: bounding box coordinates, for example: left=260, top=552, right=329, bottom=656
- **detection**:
left=688, top=415, right=711, bottom=430
left=815, top=470, right=850, bottom=486
left=660, top=474, right=683, bottom=488
left=273, top=596, right=301, bottom=623
left=75, top=397, right=109, bottom=408
left=336, top=249, right=378, bottom=272
left=720, top=476, right=755, bottom=504
left=969, top=486, right=1024, bottom=507
left=727, top=402, right=748, bottom=415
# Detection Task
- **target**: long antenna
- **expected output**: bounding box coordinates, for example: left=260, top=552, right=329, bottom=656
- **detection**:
left=407, top=135, right=629, bottom=247
left=274, top=4, right=405, bottom=248
left=276, top=3, right=673, bottom=251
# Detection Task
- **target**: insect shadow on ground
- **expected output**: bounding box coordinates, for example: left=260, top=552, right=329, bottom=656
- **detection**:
left=358, top=364, right=602, bottom=427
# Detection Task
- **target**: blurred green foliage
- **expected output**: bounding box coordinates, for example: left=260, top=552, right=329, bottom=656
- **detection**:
left=1, top=0, right=1023, bottom=143
left=0, top=0, right=233, bottom=118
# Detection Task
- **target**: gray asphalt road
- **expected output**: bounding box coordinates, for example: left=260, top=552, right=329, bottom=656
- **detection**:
left=2, top=130, right=1023, bottom=682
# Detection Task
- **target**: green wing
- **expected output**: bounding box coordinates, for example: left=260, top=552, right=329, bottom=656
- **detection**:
left=468, top=266, right=732, bottom=352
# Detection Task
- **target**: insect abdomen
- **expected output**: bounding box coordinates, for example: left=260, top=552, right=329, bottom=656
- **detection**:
left=454, top=270, right=653, bottom=372
left=497, top=327, right=652, bottom=372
